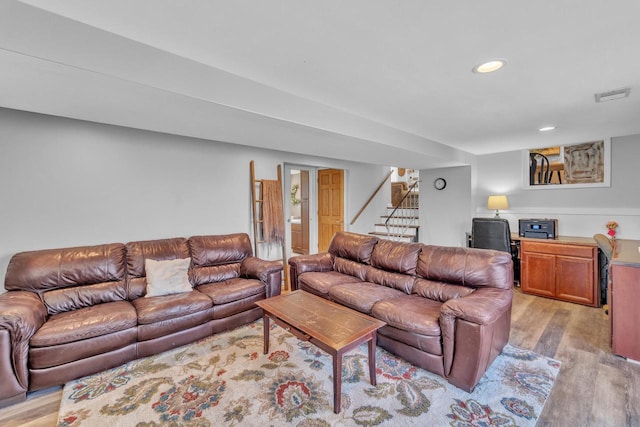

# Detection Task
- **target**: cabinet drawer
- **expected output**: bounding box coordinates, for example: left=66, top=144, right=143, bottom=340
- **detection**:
left=522, top=241, right=595, bottom=258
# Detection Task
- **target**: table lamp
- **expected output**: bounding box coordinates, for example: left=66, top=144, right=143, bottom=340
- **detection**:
left=487, top=195, right=509, bottom=218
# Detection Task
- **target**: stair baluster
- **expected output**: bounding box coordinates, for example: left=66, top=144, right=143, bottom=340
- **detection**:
left=370, top=180, right=420, bottom=242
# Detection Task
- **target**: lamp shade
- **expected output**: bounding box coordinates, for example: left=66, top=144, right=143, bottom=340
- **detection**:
left=487, top=195, right=509, bottom=211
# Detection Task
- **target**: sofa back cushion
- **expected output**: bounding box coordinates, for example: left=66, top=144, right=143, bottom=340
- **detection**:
left=126, top=237, right=191, bottom=299
left=334, top=257, right=371, bottom=281
left=188, top=234, right=252, bottom=286
left=328, top=232, right=378, bottom=264
left=365, top=268, right=416, bottom=293
left=370, top=239, right=422, bottom=275
left=4, top=243, right=127, bottom=315
left=417, top=245, right=513, bottom=290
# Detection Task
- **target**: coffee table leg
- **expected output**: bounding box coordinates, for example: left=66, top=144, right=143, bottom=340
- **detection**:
left=368, top=332, right=377, bottom=386
left=333, top=352, right=342, bottom=414
left=263, top=314, right=270, bottom=354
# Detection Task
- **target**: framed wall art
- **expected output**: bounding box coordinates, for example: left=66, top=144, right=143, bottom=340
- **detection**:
left=523, top=138, right=610, bottom=189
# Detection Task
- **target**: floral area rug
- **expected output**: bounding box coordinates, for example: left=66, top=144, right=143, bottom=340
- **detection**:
left=57, top=320, right=560, bottom=426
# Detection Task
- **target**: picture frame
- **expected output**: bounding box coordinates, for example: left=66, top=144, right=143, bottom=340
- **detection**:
left=522, top=138, right=611, bottom=189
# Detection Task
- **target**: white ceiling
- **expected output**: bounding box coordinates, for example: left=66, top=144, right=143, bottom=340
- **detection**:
left=2, top=1, right=639, bottom=168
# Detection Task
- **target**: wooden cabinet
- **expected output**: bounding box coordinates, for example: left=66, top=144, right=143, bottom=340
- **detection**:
left=610, top=239, right=640, bottom=361
left=291, top=170, right=309, bottom=255
left=521, top=239, right=598, bottom=307
left=521, top=250, right=556, bottom=298
left=291, top=223, right=303, bottom=254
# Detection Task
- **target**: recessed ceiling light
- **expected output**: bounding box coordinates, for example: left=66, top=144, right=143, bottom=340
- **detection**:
left=538, top=126, right=557, bottom=132
left=472, top=59, right=506, bottom=74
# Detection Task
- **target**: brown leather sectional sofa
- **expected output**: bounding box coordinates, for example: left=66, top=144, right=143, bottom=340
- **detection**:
left=288, top=231, right=514, bottom=392
left=0, top=233, right=282, bottom=408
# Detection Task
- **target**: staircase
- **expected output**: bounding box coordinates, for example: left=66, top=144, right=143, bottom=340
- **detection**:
left=369, top=180, right=420, bottom=242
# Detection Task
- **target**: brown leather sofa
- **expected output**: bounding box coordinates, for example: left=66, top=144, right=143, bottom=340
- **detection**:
left=288, top=231, right=513, bottom=392
left=0, top=233, right=282, bottom=408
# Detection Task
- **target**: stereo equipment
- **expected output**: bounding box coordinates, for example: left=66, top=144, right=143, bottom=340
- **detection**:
left=519, top=218, right=558, bottom=239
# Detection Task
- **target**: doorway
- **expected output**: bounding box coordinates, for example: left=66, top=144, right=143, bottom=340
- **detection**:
left=285, top=165, right=315, bottom=260
left=289, top=169, right=310, bottom=255
left=284, top=164, right=345, bottom=258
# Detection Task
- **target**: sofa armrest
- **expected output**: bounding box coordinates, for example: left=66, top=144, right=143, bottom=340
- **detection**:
left=288, top=252, right=333, bottom=273
left=0, top=291, right=48, bottom=404
left=439, top=287, right=513, bottom=391
left=288, top=253, right=333, bottom=290
left=240, top=257, right=283, bottom=298
left=241, top=257, right=283, bottom=282
left=441, top=287, right=513, bottom=325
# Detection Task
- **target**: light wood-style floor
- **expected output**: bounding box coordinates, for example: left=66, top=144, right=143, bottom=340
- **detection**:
left=1, top=289, right=638, bottom=426
left=510, top=290, right=640, bottom=426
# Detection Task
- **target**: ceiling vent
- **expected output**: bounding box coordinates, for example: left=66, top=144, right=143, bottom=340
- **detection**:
left=595, top=88, right=631, bottom=103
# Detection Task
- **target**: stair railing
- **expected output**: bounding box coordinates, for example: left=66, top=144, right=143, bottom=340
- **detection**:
left=384, top=180, right=420, bottom=241
left=350, top=170, right=393, bottom=225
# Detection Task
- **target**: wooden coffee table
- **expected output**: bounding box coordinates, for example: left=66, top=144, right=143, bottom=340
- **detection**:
left=255, top=290, right=386, bottom=414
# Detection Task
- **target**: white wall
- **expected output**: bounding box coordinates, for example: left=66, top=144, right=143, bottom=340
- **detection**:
left=418, top=135, right=640, bottom=247
left=5, top=108, right=635, bottom=292
left=419, top=165, right=472, bottom=247
left=0, top=108, right=390, bottom=291
left=474, top=134, right=640, bottom=239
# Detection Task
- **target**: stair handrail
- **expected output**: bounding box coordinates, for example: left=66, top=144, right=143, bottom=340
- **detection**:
left=384, top=180, right=420, bottom=229
left=350, top=170, right=393, bottom=225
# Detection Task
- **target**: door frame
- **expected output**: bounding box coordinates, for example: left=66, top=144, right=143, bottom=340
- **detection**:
left=283, top=163, right=347, bottom=258
left=284, top=164, right=317, bottom=259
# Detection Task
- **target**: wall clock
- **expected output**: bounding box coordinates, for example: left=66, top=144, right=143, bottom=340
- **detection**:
left=433, top=178, right=447, bottom=190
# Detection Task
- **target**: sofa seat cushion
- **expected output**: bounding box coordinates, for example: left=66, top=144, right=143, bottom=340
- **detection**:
left=197, top=278, right=264, bottom=305
left=137, top=308, right=214, bottom=342
left=30, top=301, right=137, bottom=347
left=132, top=290, right=212, bottom=325
left=212, top=293, right=265, bottom=320
left=372, top=295, right=442, bottom=337
left=328, top=282, right=405, bottom=314
left=29, top=328, right=138, bottom=369
left=298, top=271, right=362, bottom=297
left=378, top=325, right=442, bottom=356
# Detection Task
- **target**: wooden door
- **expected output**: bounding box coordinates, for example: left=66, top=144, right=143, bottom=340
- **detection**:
left=521, top=250, right=556, bottom=298
left=291, top=223, right=302, bottom=253
left=318, top=169, right=344, bottom=252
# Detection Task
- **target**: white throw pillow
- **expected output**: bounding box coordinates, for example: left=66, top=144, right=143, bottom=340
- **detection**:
left=144, top=258, right=192, bottom=297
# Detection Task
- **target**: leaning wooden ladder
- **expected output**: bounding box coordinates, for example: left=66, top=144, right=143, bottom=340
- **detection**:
left=249, top=160, right=289, bottom=291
